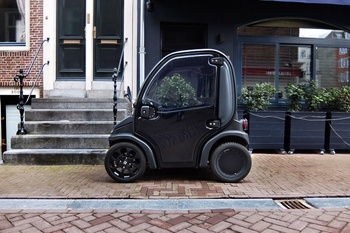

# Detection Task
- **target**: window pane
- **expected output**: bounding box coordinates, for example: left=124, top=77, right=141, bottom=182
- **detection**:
left=316, top=47, right=349, bottom=88
left=242, top=44, right=276, bottom=88
left=59, top=0, right=85, bottom=37
left=143, top=56, right=216, bottom=109
left=0, top=0, right=26, bottom=44
left=279, top=46, right=311, bottom=98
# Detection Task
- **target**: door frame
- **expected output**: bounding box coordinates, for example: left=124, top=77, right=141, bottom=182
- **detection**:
left=43, top=0, right=137, bottom=98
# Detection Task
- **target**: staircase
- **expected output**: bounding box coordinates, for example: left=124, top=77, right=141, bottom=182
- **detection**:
left=3, top=98, right=129, bottom=165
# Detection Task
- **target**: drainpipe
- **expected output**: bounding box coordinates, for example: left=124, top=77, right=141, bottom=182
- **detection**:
left=139, top=0, right=146, bottom=89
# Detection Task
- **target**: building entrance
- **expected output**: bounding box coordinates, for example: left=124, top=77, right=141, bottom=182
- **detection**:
left=56, top=0, right=123, bottom=81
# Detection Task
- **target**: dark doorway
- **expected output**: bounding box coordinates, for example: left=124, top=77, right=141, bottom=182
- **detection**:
left=160, top=23, right=208, bottom=57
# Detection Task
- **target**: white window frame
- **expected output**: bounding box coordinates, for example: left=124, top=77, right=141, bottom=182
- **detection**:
left=338, top=58, right=349, bottom=68
left=0, top=0, right=30, bottom=51
left=338, top=72, right=349, bottom=83
left=339, top=47, right=347, bottom=55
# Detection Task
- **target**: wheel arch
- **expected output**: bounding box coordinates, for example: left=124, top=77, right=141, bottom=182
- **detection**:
left=199, top=131, right=249, bottom=168
left=109, top=133, right=157, bottom=169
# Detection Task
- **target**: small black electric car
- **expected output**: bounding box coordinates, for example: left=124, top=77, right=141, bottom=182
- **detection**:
left=105, top=49, right=251, bottom=183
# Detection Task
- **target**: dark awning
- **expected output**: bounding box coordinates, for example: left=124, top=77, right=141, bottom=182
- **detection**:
left=264, top=0, right=350, bottom=5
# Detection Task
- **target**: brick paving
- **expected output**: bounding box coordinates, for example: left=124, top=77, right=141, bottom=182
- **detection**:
left=0, top=153, right=350, bottom=232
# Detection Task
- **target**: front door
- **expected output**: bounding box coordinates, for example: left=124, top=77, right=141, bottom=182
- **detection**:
left=57, top=0, right=124, bottom=81
left=94, top=0, right=123, bottom=80
left=134, top=51, right=220, bottom=168
left=57, top=0, right=86, bottom=80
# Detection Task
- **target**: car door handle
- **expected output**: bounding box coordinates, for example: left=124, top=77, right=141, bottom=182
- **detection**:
left=206, top=119, right=221, bottom=129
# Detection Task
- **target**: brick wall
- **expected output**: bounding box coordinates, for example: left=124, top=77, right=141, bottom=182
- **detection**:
left=0, top=0, right=44, bottom=97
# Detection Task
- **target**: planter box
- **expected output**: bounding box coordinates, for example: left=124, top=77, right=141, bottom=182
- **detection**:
left=247, top=111, right=285, bottom=152
left=329, top=112, right=350, bottom=153
left=288, top=112, right=327, bottom=153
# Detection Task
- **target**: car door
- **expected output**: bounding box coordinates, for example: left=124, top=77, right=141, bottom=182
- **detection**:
left=134, top=50, right=222, bottom=168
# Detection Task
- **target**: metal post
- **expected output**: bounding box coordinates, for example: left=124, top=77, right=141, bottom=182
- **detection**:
left=14, top=69, right=27, bottom=135
left=112, top=38, right=128, bottom=127
left=112, top=68, right=118, bottom=126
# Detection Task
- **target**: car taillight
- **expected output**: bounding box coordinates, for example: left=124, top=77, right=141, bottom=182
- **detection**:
left=242, top=118, right=248, bottom=131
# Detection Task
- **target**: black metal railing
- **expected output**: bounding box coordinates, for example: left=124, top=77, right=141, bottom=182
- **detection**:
left=112, top=38, right=128, bottom=126
left=13, top=38, right=49, bottom=135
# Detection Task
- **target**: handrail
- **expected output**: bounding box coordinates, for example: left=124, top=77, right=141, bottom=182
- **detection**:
left=13, top=38, right=50, bottom=135
left=112, top=38, right=128, bottom=127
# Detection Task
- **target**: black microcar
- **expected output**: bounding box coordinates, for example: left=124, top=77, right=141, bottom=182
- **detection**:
left=105, top=49, right=251, bottom=183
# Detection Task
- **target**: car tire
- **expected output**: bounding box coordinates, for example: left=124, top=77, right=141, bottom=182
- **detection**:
left=210, top=142, right=252, bottom=182
left=105, top=142, right=146, bottom=183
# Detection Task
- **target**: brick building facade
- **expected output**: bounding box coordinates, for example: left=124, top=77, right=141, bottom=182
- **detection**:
left=0, top=0, right=44, bottom=97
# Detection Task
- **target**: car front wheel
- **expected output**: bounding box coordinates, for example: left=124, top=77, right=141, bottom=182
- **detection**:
left=105, top=142, right=146, bottom=183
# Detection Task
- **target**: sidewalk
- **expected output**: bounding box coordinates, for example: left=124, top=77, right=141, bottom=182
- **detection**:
left=0, top=153, right=350, bottom=232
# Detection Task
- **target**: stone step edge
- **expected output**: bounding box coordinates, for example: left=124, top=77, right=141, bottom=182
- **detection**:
left=26, top=109, right=125, bottom=112
left=2, top=149, right=107, bottom=165
left=12, top=134, right=110, bottom=138
left=31, top=98, right=124, bottom=102
left=23, top=121, right=115, bottom=124
left=3, top=149, right=107, bottom=154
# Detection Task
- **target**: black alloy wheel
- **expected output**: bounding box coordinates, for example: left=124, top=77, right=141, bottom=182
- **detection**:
left=210, top=142, right=252, bottom=182
left=104, top=142, right=146, bottom=182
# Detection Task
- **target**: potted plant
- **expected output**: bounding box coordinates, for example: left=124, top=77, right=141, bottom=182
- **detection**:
left=240, top=83, right=286, bottom=152
left=285, top=80, right=327, bottom=154
left=285, top=83, right=305, bottom=112
left=240, top=82, right=276, bottom=111
left=323, top=86, right=350, bottom=153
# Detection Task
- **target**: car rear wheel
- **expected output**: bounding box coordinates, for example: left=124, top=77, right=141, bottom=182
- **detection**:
left=210, top=142, right=252, bottom=182
left=105, top=142, right=146, bottom=183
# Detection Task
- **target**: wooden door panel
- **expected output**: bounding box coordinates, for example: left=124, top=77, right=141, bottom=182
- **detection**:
left=94, top=0, right=123, bottom=79
left=57, top=0, right=86, bottom=80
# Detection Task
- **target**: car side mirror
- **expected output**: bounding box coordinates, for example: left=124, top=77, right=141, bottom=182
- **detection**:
left=141, top=105, right=156, bottom=119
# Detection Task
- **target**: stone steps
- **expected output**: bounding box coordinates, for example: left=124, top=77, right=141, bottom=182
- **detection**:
left=23, top=121, right=114, bottom=134
left=11, top=134, right=110, bottom=149
left=30, top=98, right=128, bottom=109
left=3, top=98, right=130, bottom=165
left=25, top=109, right=126, bottom=121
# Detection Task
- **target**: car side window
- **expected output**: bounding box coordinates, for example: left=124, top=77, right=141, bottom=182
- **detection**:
left=143, top=55, right=216, bottom=110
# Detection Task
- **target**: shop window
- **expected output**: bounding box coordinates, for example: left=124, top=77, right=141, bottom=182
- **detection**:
left=242, top=44, right=276, bottom=88
left=317, top=47, right=350, bottom=88
left=238, top=20, right=350, bottom=101
left=0, top=0, right=29, bottom=50
left=242, top=44, right=311, bottom=100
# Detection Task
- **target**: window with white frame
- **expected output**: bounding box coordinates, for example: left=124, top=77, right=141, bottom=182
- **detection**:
left=339, top=48, right=348, bottom=55
left=338, top=58, right=349, bottom=68
left=338, top=72, right=349, bottom=83
left=0, top=0, right=28, bottom=48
